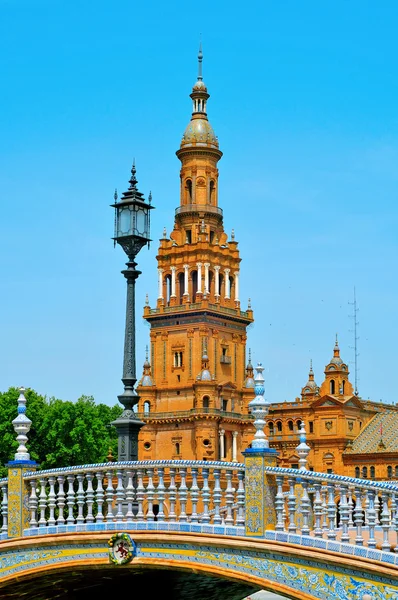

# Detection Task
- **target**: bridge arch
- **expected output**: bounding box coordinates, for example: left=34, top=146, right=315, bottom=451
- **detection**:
left=1, top=532, right=397, bottom=600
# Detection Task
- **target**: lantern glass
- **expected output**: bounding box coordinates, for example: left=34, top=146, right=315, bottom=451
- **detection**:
left=119, top=208, right=131, bottom=236
left=135, top=206, right=148, bottom=237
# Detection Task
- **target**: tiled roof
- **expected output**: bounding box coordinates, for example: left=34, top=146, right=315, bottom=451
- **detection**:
left=345, top=410, right=398, bottom=454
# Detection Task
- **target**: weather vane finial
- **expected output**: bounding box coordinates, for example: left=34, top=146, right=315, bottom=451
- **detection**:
left=198, top=39, right=203, bottom=81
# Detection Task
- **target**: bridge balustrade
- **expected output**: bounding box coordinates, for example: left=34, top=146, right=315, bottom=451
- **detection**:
left=2, top=461, right=398, bottom=554
left=8, top=461, right=245, bottom=535
left=266, top=466, right=398, bottom=552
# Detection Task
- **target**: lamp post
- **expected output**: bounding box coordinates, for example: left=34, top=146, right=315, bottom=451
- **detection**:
left=111, top=162, right=154, bottom=461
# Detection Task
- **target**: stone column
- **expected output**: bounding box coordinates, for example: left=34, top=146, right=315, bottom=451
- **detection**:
left=204, top=263, right=210, bottom=295
left=234, top=271, right=240, bottom=302
left=158, top=268, right=163, bottom=300
left=244, top=364, right=278, bottom=535
left=219, top=429, right=225, bottom=460
left=232, top=431, right=238, bottom=462
left=197, top=262, right=202, bottom=294
left=183, top=264, right=189, bottom=298
left=224, top=268, right=230, bottom=299
left=170, top=266, right=176, bottom=298
left=214, top=266, right=220, bottom=300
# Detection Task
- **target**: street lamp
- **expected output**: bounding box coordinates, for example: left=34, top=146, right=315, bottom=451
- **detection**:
left=111, top=162, right=154, bottom=461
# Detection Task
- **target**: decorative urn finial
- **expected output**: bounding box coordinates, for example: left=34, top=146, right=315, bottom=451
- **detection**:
left=248, top=363, right=270, bottom=449
left=296, top=421, right=310, bottom=470
left=12, top=387, right=32, bottom=462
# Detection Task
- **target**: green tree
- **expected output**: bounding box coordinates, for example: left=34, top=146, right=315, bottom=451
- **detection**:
left=0, top=387, right=122, bottom=476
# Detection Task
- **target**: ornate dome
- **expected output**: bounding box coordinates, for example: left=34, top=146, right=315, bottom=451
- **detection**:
left=192, top=80, right=207, bottom=92
left=181, top=118, right=218, bottom=147
left=140, top=349, right=154, bottom=387
left=329, top=338, right=343, bottom=366
left=302, top=361, right=318, bottom=395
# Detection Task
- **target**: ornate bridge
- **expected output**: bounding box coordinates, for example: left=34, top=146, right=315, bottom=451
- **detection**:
left=1, top=390, right=398, bottom=599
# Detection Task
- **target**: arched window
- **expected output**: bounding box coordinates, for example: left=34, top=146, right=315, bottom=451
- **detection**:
left=355, top=467, right=360, bottom=478
left=395, top=465, right=398, bottom=478
left=174, top=352, right=183, bottom=367
left=362, top=466, right=368, bottom=479
left=277, top=421, right=282, bottom=432
left=209, top=180, right=215, bottom=204
left=296, top=420, right=302, bottom=432
left=178, top=272, right=185, bottom=304
left=370, top=466, right=375, bottom=479
left=330, top=380, right=335, bottom=394
left=203, top=395, right=210, bottom=408
left=144, top=401, right=150, bottom=415
left=185, top=179, right=192, bottom=204
left=342, top=380, right=345, bottom=394
left=208, top=270, right=214, bottom=297
left=268, top=422, right=274, bottom=435
left=191, top=270, right=198, bottom=299
left=388, top=465, right=393, bottom=478
left=288, top=420, right=294, bottom=432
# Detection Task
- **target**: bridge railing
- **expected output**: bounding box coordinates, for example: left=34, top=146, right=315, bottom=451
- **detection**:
left=17, top=460, right=245, bottom=534
left=266, top=466, right=398, bottom=552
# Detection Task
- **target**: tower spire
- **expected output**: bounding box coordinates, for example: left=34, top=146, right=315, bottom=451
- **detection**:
left=198, top=41, right=203, bottom=81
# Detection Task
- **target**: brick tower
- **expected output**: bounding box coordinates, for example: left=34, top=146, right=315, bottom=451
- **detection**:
left=136, top=47, right=255, bottom=462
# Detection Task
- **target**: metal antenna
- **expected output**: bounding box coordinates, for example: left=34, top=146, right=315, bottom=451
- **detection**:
left=349, top=286, right=360, bottom=395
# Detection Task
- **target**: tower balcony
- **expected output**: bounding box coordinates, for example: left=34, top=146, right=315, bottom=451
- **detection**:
left=175, top=204, right=223, bottom=218
left=145, top=300, right=253, bottom=324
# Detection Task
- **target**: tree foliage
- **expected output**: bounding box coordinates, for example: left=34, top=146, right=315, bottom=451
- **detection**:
left=0, top=388, right=122, bottom=477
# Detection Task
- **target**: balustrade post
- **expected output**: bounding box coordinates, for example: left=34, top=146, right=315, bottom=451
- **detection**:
left=7, top=387, right=37, bottom=538
left=313, top=482, right=323, bottom=538
left=367, top=489, right=376, bottom=548
left=339, top=483, right=350, bottom=543
left=244, top=364, right=278, bottom=536
left=381, top=491, right=391, bottom=552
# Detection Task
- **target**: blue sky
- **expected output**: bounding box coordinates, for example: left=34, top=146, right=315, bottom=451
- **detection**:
left=0, top=1, right=397, bottom=407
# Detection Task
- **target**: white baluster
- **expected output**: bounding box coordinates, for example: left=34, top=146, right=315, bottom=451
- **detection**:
left=301, top=479, right=310, bottom=536
left=201, top=467, right=211, bottom=524
left=57, top=476, right=66, bottom=525
left=105, top=470, right=114, bottom=521
left=115, top=469, right=125, bottom=521
left=367, top=489, right=376, bottom=548
left=95, top=472, right=105, bottom=522
left=348, top=486, right=354, bottom=528
left=39, top=478, right=47, bottom=526
left=66, top=475, right=75, bottom=524
left=1, top=483, right=8, bottom=533
left=287, top=477, right=297, bottom=533
left=29, top=480, right=38, bottom=528
left=354, top=486, right=364, bottom=546
left=327, top=483, right=337, bottom=540
left=275, top=475, right=285, bottom=532
left=190, top=467, right=199, bottom=523
left=225, top=470, right=234, bottom=525
left=313, top=482, right=323, bottom=538
left=84, top=472, right=94, bottom=523
left=47, top=476, right=56, bottom=526
left=178, top=467, right=188, bottom=522
left=168, top=468, right=177, bottom=521
left=76, top=474, right=85, bottom=524
left=381, top=491, right=391, bottom=551
left=146, top=468, right=155, bottom=521
left=136, top=468, right=145, bottom=520
left=156, top=467, right=165, bottom=522
left=339, top=483, right=350, bottom=543
left=236, top=470, right=245, bottom=527
left=125, top=469, right=135, bottom=521
left=213, top=468, right=222, bottom=525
